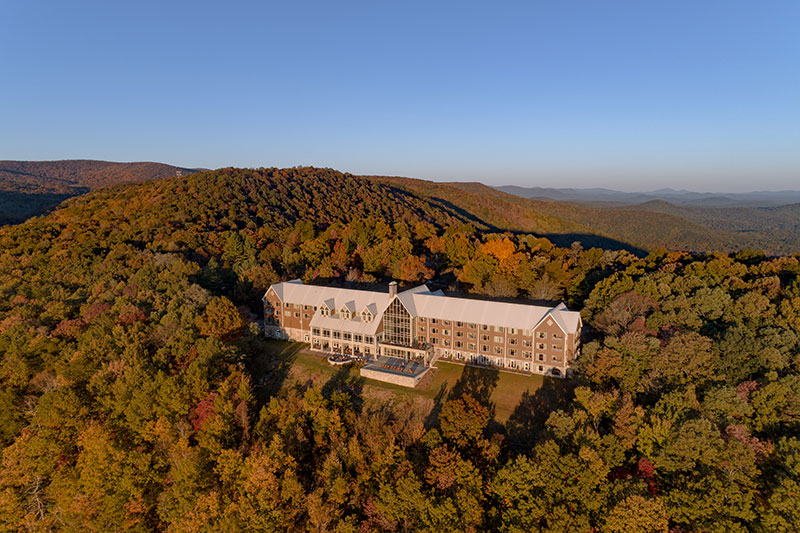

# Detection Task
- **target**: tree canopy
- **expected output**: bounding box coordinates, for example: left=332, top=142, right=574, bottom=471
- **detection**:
left=0, top=167, right=798, bottom=530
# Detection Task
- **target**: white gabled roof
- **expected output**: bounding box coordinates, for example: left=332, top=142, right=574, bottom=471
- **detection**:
left=266, top=279, right=432, bottom=317
left=266, top=280, right=581, bottom=335
left=407, top=292, right=557, bottom=331
left=549, top=303, right=582, bottom=333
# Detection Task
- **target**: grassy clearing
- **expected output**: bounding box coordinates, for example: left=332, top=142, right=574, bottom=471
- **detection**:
left=256, top=340, right=567, bottom=424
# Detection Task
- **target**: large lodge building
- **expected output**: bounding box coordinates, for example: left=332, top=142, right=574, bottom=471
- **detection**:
left=263, top=280, right=582, bottom=377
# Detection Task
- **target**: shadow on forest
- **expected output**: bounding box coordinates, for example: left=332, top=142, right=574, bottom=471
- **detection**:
left=424, top=382, right=450, bottom=430
left=505, top=376, right=578, bottom=453
left=424, top=364, right=502, bottom=431
left=449, top=365, right=500, bottom=405
left=322, top=364, right=365, bottom=413
left=422, top=193, right=647, bottom=255
left=242, top=338, right=302, bottom=408
left=0, top=189, right=84, bottom=225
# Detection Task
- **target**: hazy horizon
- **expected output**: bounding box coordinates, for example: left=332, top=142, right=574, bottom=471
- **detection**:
left=5, top=157, right=800, bottom=194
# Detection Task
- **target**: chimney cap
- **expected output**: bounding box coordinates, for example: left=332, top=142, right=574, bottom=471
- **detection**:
left=389, top=280, right=398, bottom=297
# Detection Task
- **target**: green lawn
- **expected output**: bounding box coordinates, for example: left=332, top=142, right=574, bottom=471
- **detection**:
left=256, top=340, right=570, bottom=423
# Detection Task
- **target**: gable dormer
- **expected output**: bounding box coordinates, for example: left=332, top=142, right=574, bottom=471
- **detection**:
left=319, top=299, right=334, bottom=317
left=361, top=302, right=377, bottom=323
left=339, top=300, right=356, bottom=320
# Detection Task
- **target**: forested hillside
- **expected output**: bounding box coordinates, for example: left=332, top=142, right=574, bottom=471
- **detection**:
left=0, top=160, right=199, bottom=224
left=494, top=181, right=800, bottom=254
left=632, top=200, right=800, bottom=254
left=1, top=167, right=799, bottom=530
left=370, top=176, right=747, bottom=253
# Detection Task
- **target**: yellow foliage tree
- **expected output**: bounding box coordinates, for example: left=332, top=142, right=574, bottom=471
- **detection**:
left=196, top=296, right=244, bottom=340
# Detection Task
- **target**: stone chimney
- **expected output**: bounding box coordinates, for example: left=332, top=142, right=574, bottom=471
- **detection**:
left=389, top=280, right=397, bottom=298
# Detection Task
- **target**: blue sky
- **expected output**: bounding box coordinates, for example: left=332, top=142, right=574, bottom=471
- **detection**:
left=2, top=1, right=799, bottom=191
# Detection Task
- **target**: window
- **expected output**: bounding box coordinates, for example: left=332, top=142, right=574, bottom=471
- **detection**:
left=538, top=353, right=545, bottom=361
left=364, top=336, right=374, bottom=344
left=481, top=334, right=489, bottom=341
left=495, top=326, right=504, bottom=332
left=522, top=340, right=532, bottom=347
left=361, top=310, right=372, bottom=322
left=354, top=334, right=363, bottom=343
left=443, top=329, right=450, bottom=336
left=443, top=320, right=451, bottom=326
left=456, top=321, right=463, bottom=327
left=340, top=309, right=351, bottom=319
left=481, top=345, right=489, bottom=352
left=509, top=348, right=517, bottom=356
left=343, top=332, right=352, bottom=341
left=537, top=332, right=547, bottom=339
left=304, top=305, right=311, bottom=310
left=523, top=351, right=532, bottom=359
left=431, top=319, right=438, bottom=324
left=494, top=347, right=503, bottom=355
left=552, top=345, right=563, bottom=351
left=431, top=338, right=439, bottom=344
left=494, top=336, right=503, bottom=343
left=523, top=329, right=532, bottom=336
left=384, top=298, right=412, bottom=346
left=538, top=343, right=546, bottom=350
left=431, top=328, right=438, bottom=334
left=274, top=310, right=281, bottom=316
left=303, top=313, right=309, bottom=319
left=552, top=355, right=561, bottom=362
left=322, top=329, right=331, bottom=337
left=455, top=341, right=463, bottom=348
left=419, top=326, right=426, bottom=332
left=482, top=325, right=489, bottom=331
left=469, top=323, right=477, bottom=329
left=508, top=338, right=517, bottom=345
left=294, top=312, right=300, bottom=318
left=312, top=328, right=321, bottom=336
left=468, top=332, right=476, bottom=339
left=468, top=342, right=476, bottom=350
left=456, top=331, right=463, bottom=337
left=321, top=307, right=330, bottom=317
left=509, top=328, right=517, bottom=334
left=538, top=365, right=543, bottom=372
left=332, top=331, right=341, bottom=339
left=418, top=335, right=426, bottom=343
left=284, top=302, right=290, bottom=308
left=443, top=339, right=451, bottom=347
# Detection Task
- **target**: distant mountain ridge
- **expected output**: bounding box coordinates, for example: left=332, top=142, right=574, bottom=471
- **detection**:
left=3, top=160, right=800, bottom=255
left=374, top=177, right=800, bottom=254
left=496, top=185, right=800, bottom=207
left=0, top=159, right=201, bottom=224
